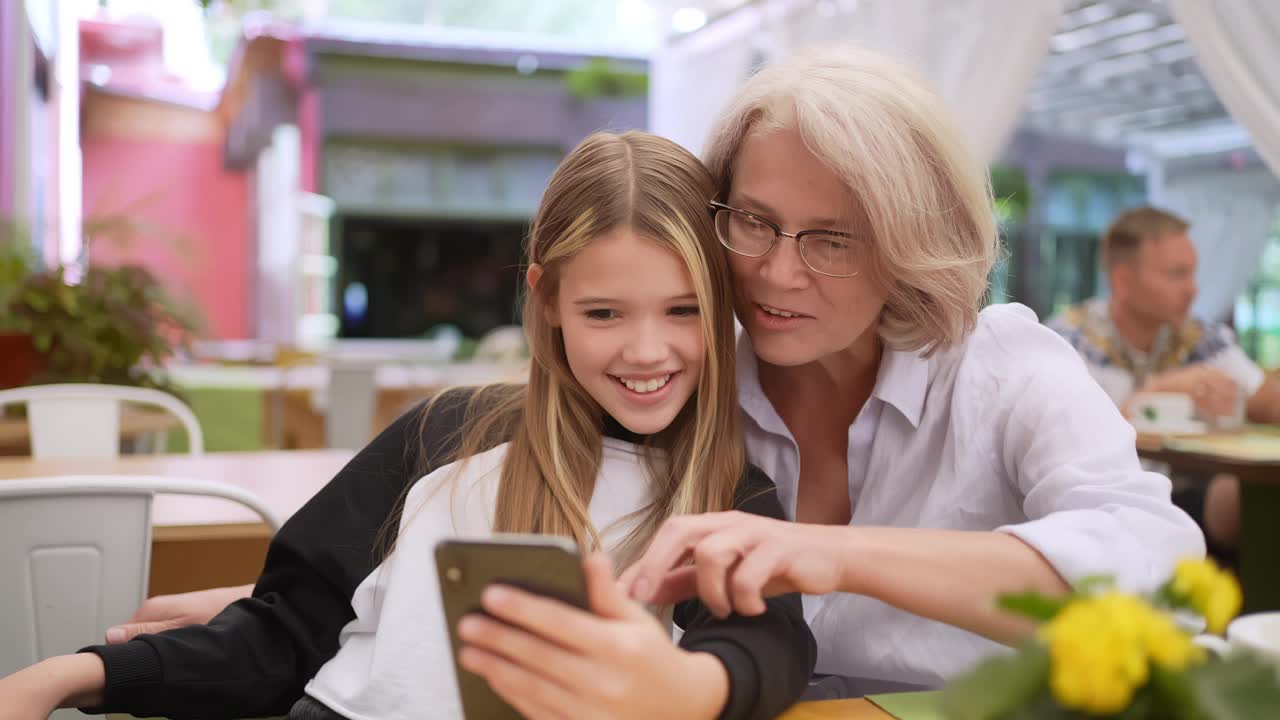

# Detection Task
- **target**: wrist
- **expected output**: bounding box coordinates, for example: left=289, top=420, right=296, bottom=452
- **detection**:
left=681, top=650, right=730, bottom=720
left=34, top=653, right=107, bottom=709
left=830, top=524, right=866, bottom=595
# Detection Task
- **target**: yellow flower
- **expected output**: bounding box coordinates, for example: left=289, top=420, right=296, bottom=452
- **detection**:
left=1041, top=592, right=1205, bottom=714
left=1042, top=594, right=1146, bottom=714
left=1172, top=558, right=1243, bottom=634
left=1139, top=605, right=1205, bottom=672
left=1202, top=581, right=1244, bottom=635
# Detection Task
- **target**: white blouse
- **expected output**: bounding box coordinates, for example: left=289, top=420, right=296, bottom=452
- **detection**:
left=738, top=303, right=1205, bottom=689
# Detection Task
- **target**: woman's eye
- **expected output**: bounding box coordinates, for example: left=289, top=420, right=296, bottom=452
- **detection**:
left=585, top=309, right=617, bottom=321
left=670, top=305, right=701, bottom=317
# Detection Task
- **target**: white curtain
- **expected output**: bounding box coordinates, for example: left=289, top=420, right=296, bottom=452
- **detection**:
left=1168, top=0, right=1280, bottom=178
left=650, top=0, right=1063, bottom=163
left=649, top=5, right=777, bottom=158
left=1157, top=167, right=1280, bottom=322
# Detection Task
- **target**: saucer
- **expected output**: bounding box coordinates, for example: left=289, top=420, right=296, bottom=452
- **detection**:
left=1131, top=418, right=1209, bottom=436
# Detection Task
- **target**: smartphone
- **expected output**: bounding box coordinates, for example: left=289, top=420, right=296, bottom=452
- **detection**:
left=436, top=535, right=588, bottom=720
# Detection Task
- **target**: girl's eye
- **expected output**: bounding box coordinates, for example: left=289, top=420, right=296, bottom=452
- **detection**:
left=670, top=306, right=701, bottom=317
left=585, top=309, right=617, bottom=321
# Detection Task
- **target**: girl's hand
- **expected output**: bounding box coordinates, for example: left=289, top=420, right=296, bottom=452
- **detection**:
left=0, top=654, right=106, bottom=720
left=458, top=553, right=729, bottom=720
left=0, top=675, right=58, bottom=720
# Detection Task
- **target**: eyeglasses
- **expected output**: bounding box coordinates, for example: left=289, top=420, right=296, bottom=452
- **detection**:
left=708, top=201, right=865, bottom=278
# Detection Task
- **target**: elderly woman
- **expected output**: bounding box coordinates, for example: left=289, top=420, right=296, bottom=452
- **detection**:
left=614, top=45, right=1203, bottom=689
left=86, top=45, right=1202, bottom=701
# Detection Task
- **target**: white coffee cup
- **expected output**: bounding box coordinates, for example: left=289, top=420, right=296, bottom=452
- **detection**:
left=1129, top=392, right=1203, bottom=433
left=1194, top=612, right=1280, bottom=674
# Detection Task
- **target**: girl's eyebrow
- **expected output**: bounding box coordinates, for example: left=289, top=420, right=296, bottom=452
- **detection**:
left=572, top=292, right=698, bottom=306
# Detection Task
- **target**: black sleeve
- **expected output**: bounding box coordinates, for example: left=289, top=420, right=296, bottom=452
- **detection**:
left=674, top=465, right=817, bottom=720
left=78, top=389, right=478, bottom=719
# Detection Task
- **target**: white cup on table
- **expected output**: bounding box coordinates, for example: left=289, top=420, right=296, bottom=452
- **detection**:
left=1194, top=612, right=1280, bottom=678
left=1129, top=392, right=1204, bottom=434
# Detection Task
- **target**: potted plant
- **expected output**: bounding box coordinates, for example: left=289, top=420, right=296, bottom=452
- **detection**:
left=941, top=558, right=1280, bottom=719
left=0, top=226, right=200, bottom=392
left=0, top=237, right=44, bottom=388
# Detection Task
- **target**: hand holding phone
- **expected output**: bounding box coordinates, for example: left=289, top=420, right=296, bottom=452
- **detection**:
left=436, top=535, right=588, bottom=720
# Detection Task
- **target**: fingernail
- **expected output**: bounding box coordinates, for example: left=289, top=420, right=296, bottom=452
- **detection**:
left=457, top=617, right=480, bottom=638
left=483, top=586, right=510, bottom=607
left=106, top=627, right=126, bottom=643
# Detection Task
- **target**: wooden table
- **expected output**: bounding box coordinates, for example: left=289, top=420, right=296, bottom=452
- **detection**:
left=1137, top=430, right=1280, bottom=612
left=0, top=449, right=353, bottom=595
left=781, top=699, right=893, bottom=719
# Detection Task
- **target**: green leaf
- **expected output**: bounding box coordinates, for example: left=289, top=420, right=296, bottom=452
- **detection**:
left=941, top=643, right=1051, bottom=720
left=1152, top=584, right=1183, bottom=611
left=1183, top=654, right=1280, bottom=720
left=1072, top=575, right=1117, bottom=597
left=24, top=291, right=49, bottom=312
left=1000, top=691, right=1078, bottom=720
left=56, top=282, right=76, bottom=312
left=1146, top=668, right=1200, bottom=720
left=999, top=592, right=1068, bottom=621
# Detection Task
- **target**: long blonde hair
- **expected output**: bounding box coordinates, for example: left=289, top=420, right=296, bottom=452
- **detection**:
left=704, top=45, right=998, bottom=355
left=411, top=131, right=743, bottom=564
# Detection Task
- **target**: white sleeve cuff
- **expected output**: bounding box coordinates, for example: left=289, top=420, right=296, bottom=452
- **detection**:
left=996, top=507, right=1205, bottom=593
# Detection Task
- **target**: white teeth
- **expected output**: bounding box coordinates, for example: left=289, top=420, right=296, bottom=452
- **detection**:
left=762, top=305, right=798, bottom=318
left=619, top=374, right=671, bottom=393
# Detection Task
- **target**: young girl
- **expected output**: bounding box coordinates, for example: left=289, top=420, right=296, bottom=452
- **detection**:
left=0, top=132, right=814, bottom=720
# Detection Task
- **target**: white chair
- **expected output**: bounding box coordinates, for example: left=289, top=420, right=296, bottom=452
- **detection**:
left=0, top=383, right=205, bottom=459
left=0, top=475, right=281, bottom=720
left=325, top=361, right=378, bottom=450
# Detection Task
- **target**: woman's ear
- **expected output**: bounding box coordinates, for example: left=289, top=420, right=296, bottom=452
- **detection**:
left=527, top=263, right=560, bottom=326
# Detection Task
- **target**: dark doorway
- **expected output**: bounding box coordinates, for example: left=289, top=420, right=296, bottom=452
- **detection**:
left=336, top=216, right=526, bottom=339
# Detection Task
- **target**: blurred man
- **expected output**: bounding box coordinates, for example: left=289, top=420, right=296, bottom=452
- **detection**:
left=1048, top=207, right=1280, bottom=557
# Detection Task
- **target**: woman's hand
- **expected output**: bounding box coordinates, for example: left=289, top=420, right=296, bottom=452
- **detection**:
left=458, top=553, right=729, bottom=720
left=106, top=584, right=253, bottom=643
left=619, top=511, right=848, bottom=616
left=1144, top=365, right=1240, bottom=419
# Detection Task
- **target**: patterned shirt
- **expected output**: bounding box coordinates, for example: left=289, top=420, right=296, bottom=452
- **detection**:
left=1046, top=298, right=1264, bottom=407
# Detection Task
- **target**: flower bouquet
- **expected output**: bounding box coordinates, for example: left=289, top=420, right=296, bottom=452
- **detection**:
left=941, top=558, right=1280, bottom=719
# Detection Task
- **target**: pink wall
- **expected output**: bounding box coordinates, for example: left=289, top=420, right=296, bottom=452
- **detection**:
left=0, top=0, right=20, bottom=218
left=82, top=136, right=249, bottom=339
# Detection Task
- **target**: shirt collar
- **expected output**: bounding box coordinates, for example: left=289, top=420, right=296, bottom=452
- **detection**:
left=872, top=345, right=929, bottom=428
left=736, top=330, right=788, bottom=436
left=735, top=330, right=929, bottom=431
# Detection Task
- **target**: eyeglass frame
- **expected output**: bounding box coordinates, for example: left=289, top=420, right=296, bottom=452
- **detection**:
left=708, top=201, right=863, bottom=278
